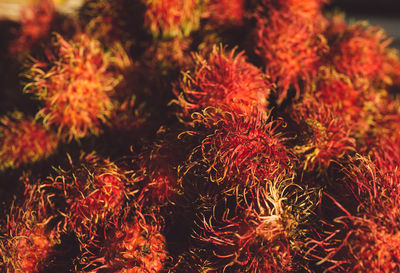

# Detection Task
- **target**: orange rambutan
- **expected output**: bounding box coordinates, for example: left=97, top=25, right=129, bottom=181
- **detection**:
left=291, top=96, right=355, bottom=171
left=144, top=0, right=200, bottom=38
left=180, top=108, right=292, bottom=187
left=24, top=33, right=129, bottom=141
left=0, top=111, right=59, bottom=171
left=174, top=46, right=270, bottom=120
left=255, top=10, right=326, bottom=103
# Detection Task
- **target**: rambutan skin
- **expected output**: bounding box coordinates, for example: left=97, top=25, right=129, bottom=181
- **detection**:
left=0, top=111, right=59, bottom=171
left=313, top=68, right=365, bottom=126
left=349, top=215, right=400, bottom=273
left=255, top=10, right=327, bottom=103
left=24, top=33, right=128, bottom=141
left=136, top=142, right=181, bottom=206
left=47, top=153, right=130, bottom=240
left=1, top=183, right=61, bottom=273
left=204, top=0, right=246, bottom=27
left=144, top=0, right=200, bottom=38
left=78, top=212, right=167, bottom=273
left=330, top=22, right=394, bottom=87
left=180, top=108, right=293, bottom=187
left=174, top=46, right=270, bottom=120
left=193, top=174, right=318, bottom=272
left=262, top=0, right=329, bottom=20
left=1, top=225, right=57, bottom=273
left=183, top=108, right=292, bottom=183
left=291, top=96, right=355, bottom=171
left=306, top=154, right=400, bottom=272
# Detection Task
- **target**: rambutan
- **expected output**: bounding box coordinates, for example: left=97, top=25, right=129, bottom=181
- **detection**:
left=262, top=0, right=329, bottom=22
left=24, top=33, right=129, bottom=141
left=255, top=10, right=326, bottom=103
left=291, top=96, right=355, bottom=171
left=193, top=173, right=318, bottom=272
left=47, top=153, right=131, bottom=241
left=1, top=224, right=59, bottom=273
left=309, top=153, right=400, bottom=272
left=349, top=215, right=400, bottom=273
left=78, top=212, right=167, bottom=273
left=144, top=0, right=200, bottom=38
left=370, top=135, right=400, bottom=178
left=180, top=108, right=292, bottom=187
left=137, top=141, right=181, bottom=206
left=369, top=93, right=400, bottom=141
left=174, top=46, right=270, bottom=120
left=330, top=22, right=393, bottom=87
left=0, top=111, right=59, bottom=171
left=204, top=0, right=246, bottom=27
left=313, top=67, right=365, bottom=126
left=307, top=206, right=400, bottom=273
left=1, top=183, right=60, bottom=273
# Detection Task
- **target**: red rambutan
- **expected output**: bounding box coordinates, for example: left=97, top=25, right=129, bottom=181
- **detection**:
left=180, top=108, right=292, bottom=187
left=308, top=153, right=400, bottom=272
left=291, top=96, right=355, bottom=171
left=0, top=111, right=59, bottom=171
left=349, top=215, right=400, bottom=273
left=313, top=67, right=365, bottom=126
left=330, top=22, right=394, bottom=87
left=1, top=182, right=61, bottom=273
left=47, top=153, right=131, bottom=242
left=174, top=45, right=270, bottom=120
left=255, top=10, right=326, bottom=103
left=204, top=0, right=246, bottom=27
left=78, top=212, right=167, bottom=273
left=193, top=173, right=317, bottom=272
left=262, top=0, right=329, bottom=22
left=137, top=141, right=181, bottom=206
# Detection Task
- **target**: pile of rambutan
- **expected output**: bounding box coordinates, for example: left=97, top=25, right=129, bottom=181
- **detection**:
left=0, top=0, right=399, bottom=272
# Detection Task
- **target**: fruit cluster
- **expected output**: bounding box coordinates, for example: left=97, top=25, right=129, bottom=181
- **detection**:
left=0, top=0, right=399, bottom=272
